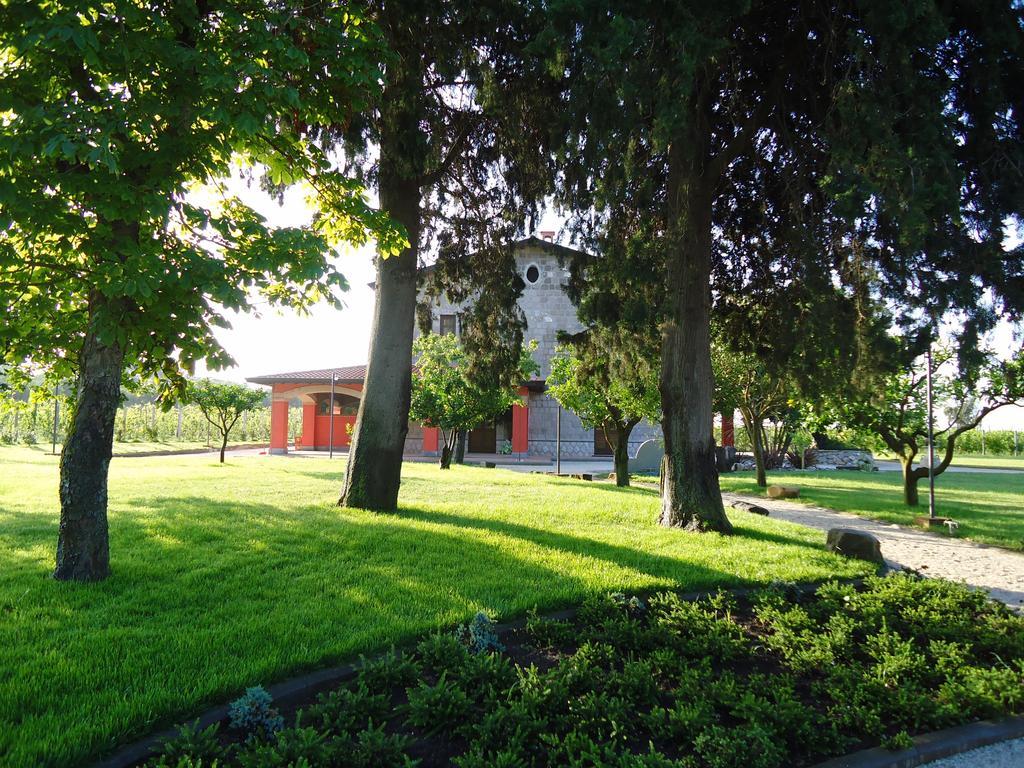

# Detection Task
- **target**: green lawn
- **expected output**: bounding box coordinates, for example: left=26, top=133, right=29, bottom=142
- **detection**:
left=19, top=440, right=261, bottom=457
left=719, top=469, right=1024, bottom=550
left=0, top=448, right=870, bottom=768
left=949, top=453, right=1024, bottom=471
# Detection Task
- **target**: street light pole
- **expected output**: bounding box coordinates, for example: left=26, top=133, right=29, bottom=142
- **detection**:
left=328, top=372, right=336, bottom=459
left=926, top=344, right=937, bottom=520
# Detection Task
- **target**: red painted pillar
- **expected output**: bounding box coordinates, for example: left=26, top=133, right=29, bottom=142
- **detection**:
left=721, top=411, right=735, bottom=448
left=511, top=388, right=529, bottom=454
left=423, top=426, right=439, bottom=453
left=301, top=403, right=316, bottom=450
left=270, top=399, right=289, bottom=454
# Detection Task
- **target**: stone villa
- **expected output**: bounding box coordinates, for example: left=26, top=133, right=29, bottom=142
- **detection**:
left=249, top=234, right=733, bottom=459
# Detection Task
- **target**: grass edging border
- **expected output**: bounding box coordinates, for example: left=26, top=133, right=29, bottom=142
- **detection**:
left=809, top=715, right=1024, bottom=768
left=90, top=577, right=872, bottom=768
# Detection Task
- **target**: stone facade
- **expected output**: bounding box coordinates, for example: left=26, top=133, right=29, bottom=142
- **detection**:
left=419, top=238, right=663, bottom=458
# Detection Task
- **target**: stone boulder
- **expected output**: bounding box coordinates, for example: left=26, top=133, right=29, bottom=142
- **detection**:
left=730, top=500, right=769, bottom=516
left=826, top=528, right=884, bottom=564
left=632, top=440, right=662, bottom=473
left=766, top=485, right=800, bottom=499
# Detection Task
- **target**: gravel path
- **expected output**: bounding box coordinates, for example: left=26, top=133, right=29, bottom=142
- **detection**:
left=722, top=492, right=1024, bottom=609
left=919, top=736, right=1024, bottom=767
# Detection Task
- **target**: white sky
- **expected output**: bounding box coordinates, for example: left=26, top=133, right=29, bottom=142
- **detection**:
left=197, top=176, right=1024, bottom=431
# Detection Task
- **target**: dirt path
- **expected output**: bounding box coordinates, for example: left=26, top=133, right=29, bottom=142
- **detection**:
left=723, top=492, right=1024, bottom=609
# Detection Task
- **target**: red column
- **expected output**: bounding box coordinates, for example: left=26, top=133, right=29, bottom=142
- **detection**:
left=721, top=412, right=735, bottom=448
left=301, top=403, right=316, bottom=450
left=511, top=388, right=529, bottom=453
left=423, top=427, right=439, bottom=453
left=270, top=399, right=289, bottom=454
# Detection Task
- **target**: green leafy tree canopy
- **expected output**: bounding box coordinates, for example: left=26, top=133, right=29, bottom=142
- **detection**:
left=410, top=333, right=537, bottom=469
left=186, top=379, right=266, bottom=463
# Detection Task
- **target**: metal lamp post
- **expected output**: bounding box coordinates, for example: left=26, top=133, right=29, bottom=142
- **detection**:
left=925, top=343, right=937, bottom=520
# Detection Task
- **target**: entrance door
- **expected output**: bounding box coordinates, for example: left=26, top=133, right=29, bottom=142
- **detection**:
left=468, top=424, right=496, bottom=453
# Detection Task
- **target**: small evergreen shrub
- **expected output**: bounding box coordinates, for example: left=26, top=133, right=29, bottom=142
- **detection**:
left=405, top=672, right=472, bottom=734
left=454, top=611, right=505, bottom=654
left=149, top=721, right=226, bottom=766
left=228, top=687, right=283, bottom=742
left=356, top=647, right=421, bottom=693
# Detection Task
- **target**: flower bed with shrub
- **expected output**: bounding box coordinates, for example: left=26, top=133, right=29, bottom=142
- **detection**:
left=145, top=573, right=1024, bottom=768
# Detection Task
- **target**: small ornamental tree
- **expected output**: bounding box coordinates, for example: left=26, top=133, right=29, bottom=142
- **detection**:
left=712, top=339, right=794, bottom=488
left=186, top=380, right=266, bottom=463
left=827, top=345, right=1024, bottom=506
left=547, top=338, right=660, bottom=487
left=410, top=334, right=537, bottom=469
left=0, top=1, right=397, bottom=582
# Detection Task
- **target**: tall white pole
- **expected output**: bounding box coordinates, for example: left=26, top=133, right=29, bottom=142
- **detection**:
left=926, top=344, right=937, bottom=520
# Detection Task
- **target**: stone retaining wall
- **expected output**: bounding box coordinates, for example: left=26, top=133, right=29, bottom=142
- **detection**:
left=807, top=449, right=875, bottom=470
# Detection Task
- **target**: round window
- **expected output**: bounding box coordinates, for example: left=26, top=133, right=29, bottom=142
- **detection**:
left=525, top=264, right=540, bottom=284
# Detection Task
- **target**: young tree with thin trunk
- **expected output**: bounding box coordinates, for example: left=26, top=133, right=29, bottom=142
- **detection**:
left=334, top=0, right=553, bottom=511
left=186, top=380, right=266, bottom=464
left=547, top=338, right=660, bottom=488
left=828, top=345, right=1024, bottom=506
left=0, top=0, right=394, bottom=582
left=409, top=334, right=537, bottom=470
left=543, top=0, right=1024, bottom=532
left=712, top=340, right=793, bottom=488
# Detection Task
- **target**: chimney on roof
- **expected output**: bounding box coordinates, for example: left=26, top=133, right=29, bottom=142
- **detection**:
left=539, top=230, right=555, bottom=242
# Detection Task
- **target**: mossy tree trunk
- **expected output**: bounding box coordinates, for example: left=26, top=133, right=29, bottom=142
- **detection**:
left=658, top=136, right=731, bottom=532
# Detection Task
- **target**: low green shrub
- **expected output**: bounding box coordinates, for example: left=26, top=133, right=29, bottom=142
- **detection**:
left=147, top=573, right=1024, bottom=768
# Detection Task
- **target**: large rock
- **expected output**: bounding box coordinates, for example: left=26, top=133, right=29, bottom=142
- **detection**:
left=826, top=528, right=884, bottom=564
left=766, top=485, right=800, bottom=499
left=730, top=500, right=769, bottom=516
left=632, top=440, right=662, bottom=473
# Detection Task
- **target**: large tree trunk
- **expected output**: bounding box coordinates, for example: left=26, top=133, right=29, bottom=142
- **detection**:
left=610, top=420, right=637, bottom=488
left=339, top=132, right=421, bottom=510
left=220, top=432, right=227, bottom=464
left=453, top=430, right=466, bottom=465
left=439, top=429, right=454, bottom=470
left=55, top=310, right=124, bottom=582
left=658, top=140, right=731, bottom=532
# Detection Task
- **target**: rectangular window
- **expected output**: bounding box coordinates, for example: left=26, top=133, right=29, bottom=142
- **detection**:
left=440, top=314, right=457, bottom=336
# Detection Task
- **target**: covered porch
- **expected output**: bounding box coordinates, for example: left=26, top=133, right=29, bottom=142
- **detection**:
left=247, top=366, right=532, bottom=457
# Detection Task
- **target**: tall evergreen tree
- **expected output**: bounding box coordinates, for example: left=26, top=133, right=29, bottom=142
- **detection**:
left=335, top=0, right=553, bottom=510
left=543, top=0, right=1024, bottom=531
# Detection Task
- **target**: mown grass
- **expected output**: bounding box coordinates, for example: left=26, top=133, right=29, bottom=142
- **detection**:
left=0, top=447, right=870, bottom=768
left=718, top=469, right=1024, bottom=550
left=18, top=440, right=259, bottom=457
left=948, top=453, right=1024, bottom=471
